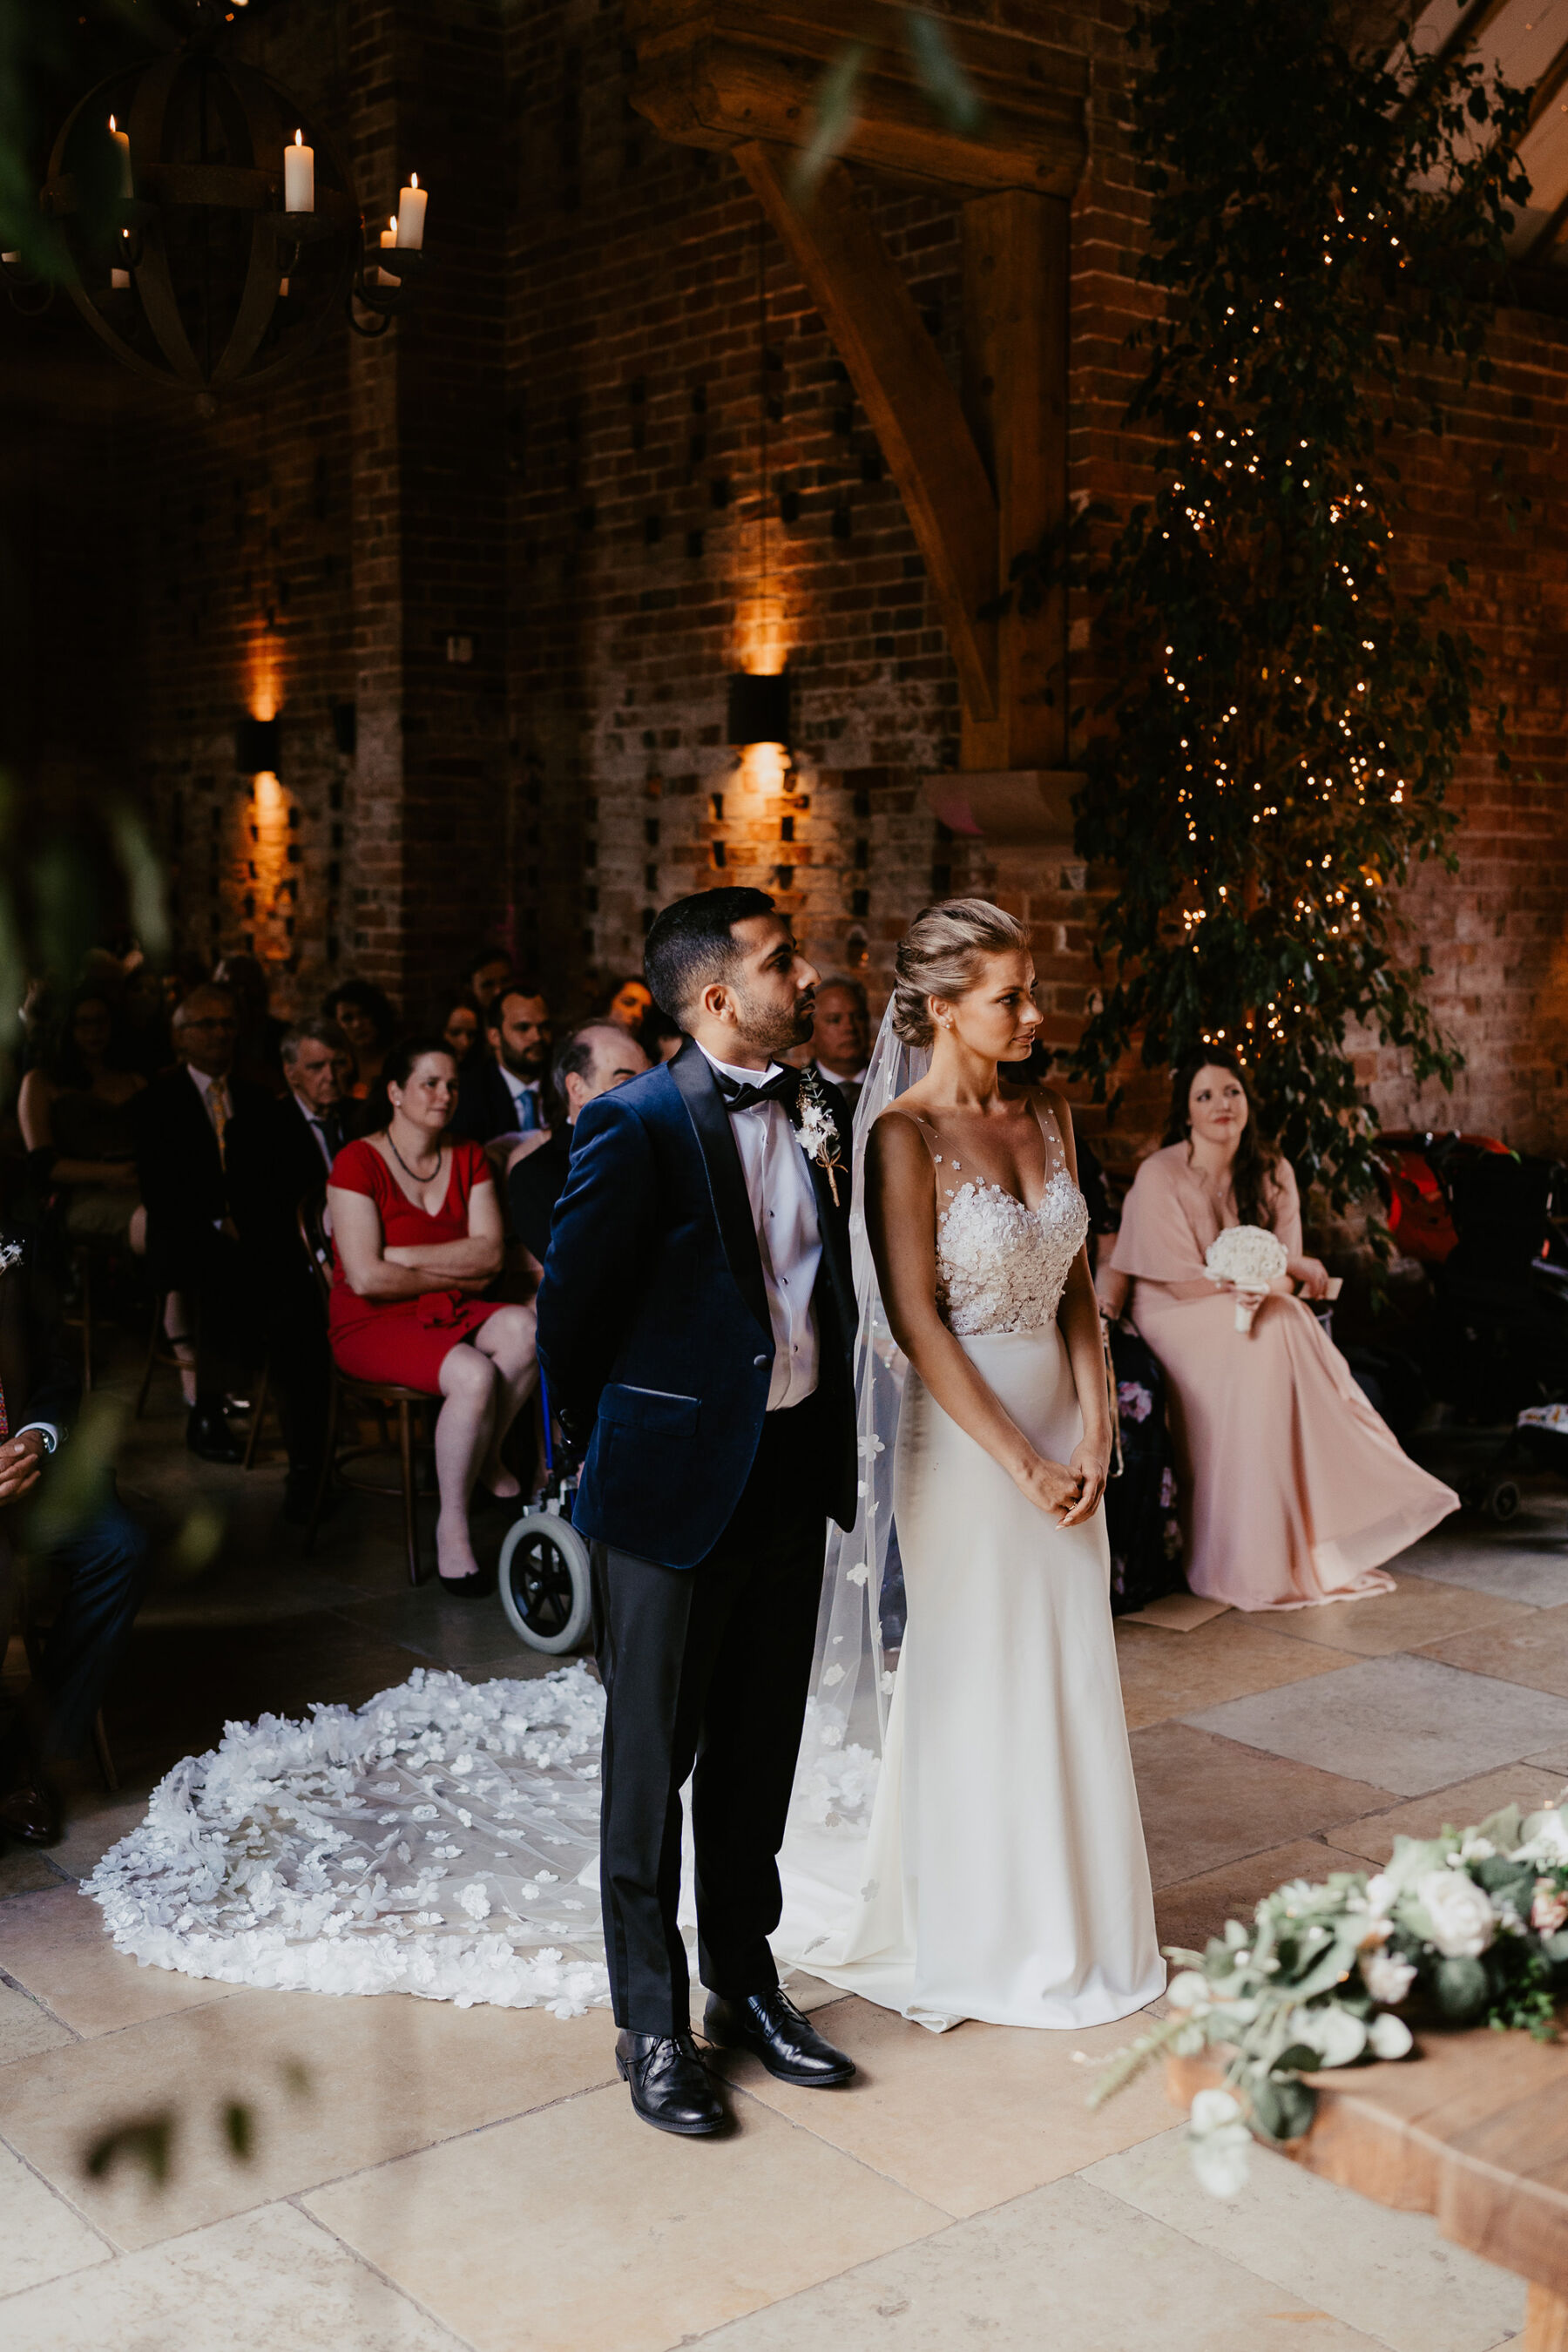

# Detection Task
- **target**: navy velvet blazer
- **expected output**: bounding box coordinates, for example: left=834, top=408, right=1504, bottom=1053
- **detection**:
left=535, top=1041, right=857, bottom=1570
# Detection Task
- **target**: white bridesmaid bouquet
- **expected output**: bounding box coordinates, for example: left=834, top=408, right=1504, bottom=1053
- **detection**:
left=1205, top=1226, right=1288, bottom=1331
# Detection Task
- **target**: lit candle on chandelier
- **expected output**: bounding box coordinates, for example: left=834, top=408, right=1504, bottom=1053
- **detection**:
left=377, top=215, right=398, bottom=285
left=108, top=115, right=133, bottom=198
left=283, top=127, right=314, bottom=213
left=395, top=171, right=427, bottom=249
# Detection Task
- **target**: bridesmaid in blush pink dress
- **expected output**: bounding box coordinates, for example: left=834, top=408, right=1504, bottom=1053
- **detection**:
left=1101, top=1052, right=1456, bottom=1611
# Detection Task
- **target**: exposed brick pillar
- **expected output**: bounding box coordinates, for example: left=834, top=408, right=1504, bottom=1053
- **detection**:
left=345, top=0, right=509, bottom=1018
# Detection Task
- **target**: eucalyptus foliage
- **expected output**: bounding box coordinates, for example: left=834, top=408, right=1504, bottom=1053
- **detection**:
left=1038, top=2, right=1532, bottom=1205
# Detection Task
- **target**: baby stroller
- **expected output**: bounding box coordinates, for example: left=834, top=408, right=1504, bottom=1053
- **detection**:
left=497, top=1368, right=594, bottom=1654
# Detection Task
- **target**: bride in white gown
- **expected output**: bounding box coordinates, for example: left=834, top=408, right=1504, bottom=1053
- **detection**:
left=774, top=896, right=1163, bottom=2030
left=90, top=899, right=1159, bottom=2035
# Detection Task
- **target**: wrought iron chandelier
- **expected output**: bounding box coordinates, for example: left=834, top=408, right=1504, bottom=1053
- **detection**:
left=0, top=30, right=430, bottom=402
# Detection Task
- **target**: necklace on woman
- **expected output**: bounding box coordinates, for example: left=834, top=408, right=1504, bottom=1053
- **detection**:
left=387, top=1129, right=441, bottom=1186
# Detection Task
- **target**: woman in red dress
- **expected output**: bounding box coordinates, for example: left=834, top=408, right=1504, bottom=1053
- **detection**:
left=328, top=1037, right=537, bottom=1593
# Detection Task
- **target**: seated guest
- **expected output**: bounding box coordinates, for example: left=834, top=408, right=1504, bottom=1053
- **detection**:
left=132, top=983, right=269, bottom=1463
left=0, top=1200, right=151, bottom=1846
left=278, top=1020, right=353, bottom=1175
left=452, top=982, right=553, bottom=1145
left=328, top=1038, right=537, bottom=1592
left=18, top=990, right=147, bottom=1254
left=214, top=952, right=289, bottom=1093
left=220, top=1024, right=348, bottom=1521
left=118, top=961, right=174, bottom=1079
left=1104, top=1051, right=1457, bottom=1612
left=438, top=991, right=483, bottom=1075
left=321, top=978, right=397, bottom=1103
left=464, top=947, right=514, bottom=1018
left=598, top=973, right=655, bottom=1039
left=801, top=975, right=869, bottom=1117
left=507, top=1022, right=651, bottom=1266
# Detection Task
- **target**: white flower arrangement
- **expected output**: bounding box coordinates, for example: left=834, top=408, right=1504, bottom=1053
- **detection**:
left=1205, top=1224, right=1288, bottom=1331
left=1094, top=1795, right=1568, bottom=2196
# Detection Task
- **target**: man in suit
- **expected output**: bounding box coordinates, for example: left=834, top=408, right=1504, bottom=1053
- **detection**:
left=801, top=975, right=869, bottom=1121
left=452, top=983, right=553, bottom=1147
left=227, top=1020, right=346, bottom=1520
left=132, top=983, right=270, bottom=1463
left=0, top=1211, right=150, bottom=1847
left=507, top=1022, right=650, bottom=1266
left=537, top=888, right=859, bottom=2138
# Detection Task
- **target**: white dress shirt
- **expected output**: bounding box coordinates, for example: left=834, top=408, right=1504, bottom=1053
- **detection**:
left=292, top=1091, right=335, bottom=1172
left=699, top=1044, right=822, bottom=1410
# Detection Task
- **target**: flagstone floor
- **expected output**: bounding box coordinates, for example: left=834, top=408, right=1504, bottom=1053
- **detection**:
left=2, top=1342, right=1561, bottom=2349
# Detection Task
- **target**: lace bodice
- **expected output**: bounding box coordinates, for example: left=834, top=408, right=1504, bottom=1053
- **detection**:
left=920, top=1102, right=1089, bottom=1338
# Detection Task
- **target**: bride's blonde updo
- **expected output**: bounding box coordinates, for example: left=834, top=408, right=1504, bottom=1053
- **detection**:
left=890, top=898, right=1031, bottom=1047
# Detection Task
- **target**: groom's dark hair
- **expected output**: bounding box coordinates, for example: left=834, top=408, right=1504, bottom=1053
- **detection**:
left=644, top=888, right=777, bottom=1022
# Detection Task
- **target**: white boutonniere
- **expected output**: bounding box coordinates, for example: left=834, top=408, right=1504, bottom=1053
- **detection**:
left=792, top=1069, right=845, bottom=1206
left=0, top=1238, right=24, bottom=1277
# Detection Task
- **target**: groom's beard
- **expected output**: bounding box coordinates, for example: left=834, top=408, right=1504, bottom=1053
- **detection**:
left=732, top=983, right=815, bottom=1061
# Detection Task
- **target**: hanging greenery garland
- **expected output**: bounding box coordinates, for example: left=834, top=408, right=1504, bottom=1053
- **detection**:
left=1017, top=2, right=1533, bottom=1210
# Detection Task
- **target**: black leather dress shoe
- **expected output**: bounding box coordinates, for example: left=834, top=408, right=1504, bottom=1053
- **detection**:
left=0, top=1776, right=62, bottom=1847
left=186, top=1406, right=242, bottom=1465
left=704, top=1990, right=856, bottom=2086
left=615, top=2031, right=728, bottom=2136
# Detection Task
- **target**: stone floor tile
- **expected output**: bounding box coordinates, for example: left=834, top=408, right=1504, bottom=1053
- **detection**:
left=693, top=2171, right=1384, bottom=2352
left=44, top=1788, right=165, bottom=1883
left=0, top=2140, right=112, bottom=2297
left=1184, top=1652, right=1568, bottom=1796
left=1132, top=1722, right=1396, bottom=1888
left=1266, top=1572, right=1537, bottom=1659
left=0, top=1885, right=235, bottom=2037
left=1327, top=1764, right=1568, bottom=1863
left=704, top=1994, right=1173, bottom=2218
left=0, top=2200, right=470, bottom=2351
left=0, top=1844, right=68, bottom=1899
left=1, top=1979, right=618, bottom=2250
left=302, top=2080, right=944, bottom=2352
left=1155, top=1840, right=1371, bottom=1957
left=1085, top=2124, right=1525, bottom=2352
left=0, top=1976, right=77, bottom=2063
left=1401, top=1515, right=1568, bottom=1609
left=1421, top=1602, right=1568, bottom=1700
left=1114, top=1612, right=1352, bottom=1730
left=331, top=1589, right=558, bottom=1679
left=1526, top=1741, right=1568, bottom=1777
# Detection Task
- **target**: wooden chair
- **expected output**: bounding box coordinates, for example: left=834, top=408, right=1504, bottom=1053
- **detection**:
left=297, top=1192, right=433, bottom=1585
left=134, top=1288, right=192, bottom=1418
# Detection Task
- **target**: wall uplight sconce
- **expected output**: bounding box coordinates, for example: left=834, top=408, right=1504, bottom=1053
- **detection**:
left=727, top=669, right=791, bottom=750
left=236, top=713, right=282, bottom=774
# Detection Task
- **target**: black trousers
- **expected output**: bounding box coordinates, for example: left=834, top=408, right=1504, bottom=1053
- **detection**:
left=0, top=1485, right=151, bottom=1772
left=593, top=1391, right=828, bottom=2036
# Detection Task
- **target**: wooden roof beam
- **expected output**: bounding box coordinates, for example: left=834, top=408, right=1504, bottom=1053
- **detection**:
left=627, top=1, right=1087, bottom=197
left=735, top=139, right=999, bottom=722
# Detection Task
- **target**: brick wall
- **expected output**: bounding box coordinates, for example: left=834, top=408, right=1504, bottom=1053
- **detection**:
left=10, top=0, right=1561, bottom=1157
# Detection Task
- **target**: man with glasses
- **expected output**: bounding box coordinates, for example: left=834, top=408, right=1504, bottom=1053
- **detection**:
left=132, top=982, right=273, bottom=1462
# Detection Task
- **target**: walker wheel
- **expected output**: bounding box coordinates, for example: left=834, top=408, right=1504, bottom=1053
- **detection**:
left=498, top=1509, right=593, bottom=1654
left=1485, top=1478, right=1521, bottom=1524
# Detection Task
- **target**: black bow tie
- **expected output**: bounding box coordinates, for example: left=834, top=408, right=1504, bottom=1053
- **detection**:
left=715, top=1066, right=801, bottom=1116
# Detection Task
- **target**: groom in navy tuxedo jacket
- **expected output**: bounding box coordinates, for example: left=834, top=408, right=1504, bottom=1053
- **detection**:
left=537, top=889, right=860, bottom=2136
